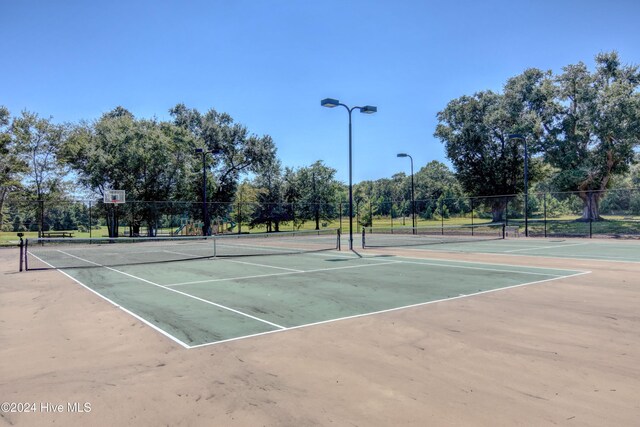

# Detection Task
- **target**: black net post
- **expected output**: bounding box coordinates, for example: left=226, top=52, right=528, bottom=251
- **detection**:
left=24, top=238, right=29, bottom=270
left=18, top=234, right=24, bottom=272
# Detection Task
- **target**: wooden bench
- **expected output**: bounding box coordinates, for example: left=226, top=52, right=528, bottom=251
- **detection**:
left=505, top=226, right=519, bottom=237
left=42, top=231, right=74, bottom=238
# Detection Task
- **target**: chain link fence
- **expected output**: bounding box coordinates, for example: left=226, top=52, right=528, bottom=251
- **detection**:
left=2, top=188, right=639, bottom=244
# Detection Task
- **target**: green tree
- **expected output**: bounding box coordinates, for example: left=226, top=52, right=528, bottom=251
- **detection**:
left=540, top=52, right=640, bottom=220
left=62, top=107, right=195, bottom=236
left=232, top=180, right=259, bottom=233
left=170, top=104, right=277, bottom=221
left=11, top=111, right=69, bottom=234
left=295, top=161, right=340, bottom=230
left=435, top=69, right=552, bottom=221
left=250, top=157, right=289, bottom=232
left=0, top=107, right=28, bottom=229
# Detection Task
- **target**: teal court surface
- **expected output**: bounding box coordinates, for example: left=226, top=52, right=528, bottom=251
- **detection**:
left=27, top=237, right=598, bottom=349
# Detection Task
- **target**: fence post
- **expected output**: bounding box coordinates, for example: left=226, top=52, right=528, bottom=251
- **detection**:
left=543, top=193, right=547, bottom=238
left=38, top=200, right=44, bottom=238
left=89, top=201, right=92, bottom=239
left=470, top=197, right=474, bottom=236
left=588, top=191, right=593, bottom=238
left=440, top=198, right=444, bottom=235
left=505, top=196, right=509, bottom=227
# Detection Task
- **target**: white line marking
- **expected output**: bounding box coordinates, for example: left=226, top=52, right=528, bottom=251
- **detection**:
left=376, top=245, right=640, bottom=263
left=188, top=270, right=592, bottom=349
left=389, top=259, right=571, bottom=277
left=57, top=250, right=286, bottom=330
left=221, top=258, right=304, bottom=272
left=376, top=253, right=588, bottom=273
left=26, top=251, right=191, bottom=349
left=504, top=242, right=589, bottom=253
left=166, top=261, right=402, bottom=287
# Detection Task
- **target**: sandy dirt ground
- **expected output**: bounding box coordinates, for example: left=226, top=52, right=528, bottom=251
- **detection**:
left=1, top=243, right=639, bottom=426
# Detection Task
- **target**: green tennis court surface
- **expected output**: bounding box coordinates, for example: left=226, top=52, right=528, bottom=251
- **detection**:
left=54, top=250, right=587, bottom=348
left=373, top=237, right=640, bottom=263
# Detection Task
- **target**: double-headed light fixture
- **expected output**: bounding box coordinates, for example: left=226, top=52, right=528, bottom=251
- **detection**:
left=321, top=98, right=377, bottom=250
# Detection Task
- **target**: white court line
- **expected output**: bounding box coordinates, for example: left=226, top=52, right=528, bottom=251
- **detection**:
left=221, top=258, right=304, bottom=272
left=374, top=253, right=589, bottom=273
left=388, top=259, right=571, bottom=277
left=504, top=242, right=589, bottom=253
left=57, top=250, right=286, bottom=330
left=189, top=269, right=592, bottom=349
left=26, top=251, right=191, bottom=349
left=166, top=260, right=403, bottom=287
left=167, top=254, right=577, bottom=287
left=376, top=245, right=640, bottom=263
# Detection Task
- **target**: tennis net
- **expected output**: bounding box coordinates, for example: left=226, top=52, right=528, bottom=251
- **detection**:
left=362, top=223, right=505, bottom=248
left=23, top=229, right=340, bottom=270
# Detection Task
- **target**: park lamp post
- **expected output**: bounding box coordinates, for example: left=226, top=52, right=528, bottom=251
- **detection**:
left=321, top=98, right=377, bottom=250
left=397, top=153, right=416, bottom=233
left=508, top=134, right=529, bottom=237
left=195, top=148, right=215, bottom=236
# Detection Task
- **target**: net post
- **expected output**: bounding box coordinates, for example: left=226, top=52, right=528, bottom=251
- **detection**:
left=337, top=228, right=341, bottom=251
left=362, top=227, right=365, bottom=249
left=18, top=234, right=24, bottom=272
left=24, top=238, right=29, bottom=270
left=502, top=223, right=506, bottom=239
left=213, top=235, right=217, bottom=258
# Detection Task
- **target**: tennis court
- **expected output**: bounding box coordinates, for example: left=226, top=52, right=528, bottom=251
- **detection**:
left=362, top=230, right=640, bottom=263
left=8, top=228, right=640, bottom=426
left=21, top=230, right=590, bottom=348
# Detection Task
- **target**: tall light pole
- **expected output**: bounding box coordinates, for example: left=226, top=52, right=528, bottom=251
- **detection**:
left=397, top=153, right=416, bottom=233
left=508, top=134, right=528, bottom=237
left=321, top=98, right=377, bottom=250
left=195, top=148, right=214, bottom=236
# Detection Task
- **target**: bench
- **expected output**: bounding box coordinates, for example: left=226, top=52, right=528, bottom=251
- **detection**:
left=505, top=226, right=519, bottom=238
left=42, top=231, right=74, bottom=238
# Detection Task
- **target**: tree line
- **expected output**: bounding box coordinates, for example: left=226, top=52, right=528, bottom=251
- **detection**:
left=0, top=104, right=345, bottom=235
left=435, top=51, right=640, bottom=221
left=1, top=51, right=639, bottom=236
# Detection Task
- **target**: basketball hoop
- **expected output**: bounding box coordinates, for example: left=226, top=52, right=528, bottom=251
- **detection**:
left=104, top=189, right=126, bottom=204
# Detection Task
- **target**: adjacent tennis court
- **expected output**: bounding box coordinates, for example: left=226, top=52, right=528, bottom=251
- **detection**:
left=364, top=233, right=640, bottom=263
left=21, top=231, right=591, bottom=348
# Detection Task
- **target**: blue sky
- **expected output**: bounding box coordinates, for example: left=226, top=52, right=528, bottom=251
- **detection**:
left=2, top=0, right=639, bottom=184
